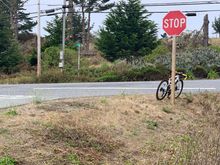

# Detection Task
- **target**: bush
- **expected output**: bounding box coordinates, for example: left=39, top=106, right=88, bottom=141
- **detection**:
left=37, top=69, right=73, bottom=83
left=207, top=70, right=219, bottom=79
left=123, top=66, right=169, bottom=81
left=42, top=47, right=77, bottom=70
left=42, top=47, right=60, bottom=68
left=154, top=47, right=220, bottom=73
left=96, top=65, right=169, bottom=82
left=192, top=65, right=207, bottom=78
left=96, top=72, right=120, bottom=82
left=0, top=156, right=16, bottom=165
left=145, top=44, right=169, bottom=63
left=186, top=71, right=195, bottom=80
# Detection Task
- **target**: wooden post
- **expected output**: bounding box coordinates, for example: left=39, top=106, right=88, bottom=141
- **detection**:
left=203, top=14, right=209, bottom=47
left=171, top=36, right=176, bottom=106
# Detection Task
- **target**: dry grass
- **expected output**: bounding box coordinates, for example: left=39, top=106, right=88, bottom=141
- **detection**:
left=210, top=38, right=220, bottom=46
left=0, top=93, right=219, bottom=165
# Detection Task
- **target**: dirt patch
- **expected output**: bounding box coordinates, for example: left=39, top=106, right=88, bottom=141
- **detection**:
left=0, top=93, right=219, bottom=164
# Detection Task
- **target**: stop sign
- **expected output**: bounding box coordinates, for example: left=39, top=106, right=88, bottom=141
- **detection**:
left=163, top=11, right=186, bottom=36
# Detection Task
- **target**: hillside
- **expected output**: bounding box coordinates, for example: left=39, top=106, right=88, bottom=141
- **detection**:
left=0, top=93, right=219, bottom=164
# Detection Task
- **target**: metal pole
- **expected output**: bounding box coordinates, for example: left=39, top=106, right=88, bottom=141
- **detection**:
left=78, top=46, right=80, bottom=76
left=37, top=0, right=41, bottom=77
left=61, top=0, right=67, bottom=71
left=171, top=36, right=176, bottom=106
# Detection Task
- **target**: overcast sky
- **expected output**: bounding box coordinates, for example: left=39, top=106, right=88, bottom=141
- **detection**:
left=25, top=0, right=220, bottom=37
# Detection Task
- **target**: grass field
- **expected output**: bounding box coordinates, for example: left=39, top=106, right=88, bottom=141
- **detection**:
left=0, top=93, right=219, bottom=165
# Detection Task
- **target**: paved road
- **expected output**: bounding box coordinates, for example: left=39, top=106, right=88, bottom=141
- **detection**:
left=0, top=80, right=219, bottom=108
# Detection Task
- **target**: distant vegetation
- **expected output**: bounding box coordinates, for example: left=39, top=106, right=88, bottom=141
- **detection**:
left=1, top=0, right=220, bottom=83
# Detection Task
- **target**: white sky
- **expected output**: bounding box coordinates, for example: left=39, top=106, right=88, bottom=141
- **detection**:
left=25, top=0, right=220, bottom=37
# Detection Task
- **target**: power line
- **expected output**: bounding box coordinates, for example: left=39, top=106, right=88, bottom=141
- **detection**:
left=28, top=9, right=220, bottom=19
left=25, top=0, right=220, bottom=8
left=142, top=1, right=220, bottom=6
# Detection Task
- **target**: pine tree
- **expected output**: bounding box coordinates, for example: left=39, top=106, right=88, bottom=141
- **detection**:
left=0, top=4, right=22, bottom=74
left=6, top=0, right=36, bottom=40
left=44, top=14, right=84, bottom=48
left=212, top=16, right=220, bottom=38
left=44, top=15, right=63, bottom=48
left=96, top=0, right=158, bottom=62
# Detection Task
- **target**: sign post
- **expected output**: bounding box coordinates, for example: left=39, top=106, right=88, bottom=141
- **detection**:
left=75, top=43, right=81, bottom=76
left=171, top=36, right=176, bottom=105
left=162, top=11, right=186, bottom=106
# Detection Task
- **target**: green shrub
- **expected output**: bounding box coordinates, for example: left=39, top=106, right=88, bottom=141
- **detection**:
left=5, top=108, right=18, bottom=116
left=123, top=66, right=169, bottom=81
left=186, top=71, right=195, bottom=80
left=42, top=47, right=60, bottom=68
left=144, top=120, right=158, bottom=130
left=67, top=153, right=81, bottom=165
left=42, top=47, right=77, bottom=69
left=145, top=44, right=169, bottom=63
left=192, top=65, right=207, bottom=78
left=207, top=70, right=219, bottom=79
left=27, top=49, right=37, bottom=67
left=210, top=65, right=220, bottom=76
left=0, top=156, right=16, bottom=165
left=155, top=47, right=220, bottom=73
left=97, top=72, right=120, bottom=82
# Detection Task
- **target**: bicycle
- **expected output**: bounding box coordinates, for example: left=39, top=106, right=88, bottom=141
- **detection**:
left=156, top=72, right=187, bottom=100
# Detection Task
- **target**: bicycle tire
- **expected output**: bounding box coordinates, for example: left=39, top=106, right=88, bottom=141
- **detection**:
left=156, top=80, right=168, bottom=100
left=175, top=80, right=184, bottom=98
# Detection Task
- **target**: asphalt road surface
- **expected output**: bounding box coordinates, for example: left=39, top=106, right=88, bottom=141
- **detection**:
left=0, top=80, right=219, bottom=108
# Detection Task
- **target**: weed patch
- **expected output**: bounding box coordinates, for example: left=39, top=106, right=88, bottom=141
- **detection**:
left=5, top=108, right=18, bottom=116
left=144, top=120, right=158, bottom=130
left=184, top=93, right=194, bottom=104
left=162, top=107, right=173, bottom=114
left=0, top=156, right=16, bottom=165
left=0, top=128, right=9, bottom=135
left=67, top=153, right=81, bottom=165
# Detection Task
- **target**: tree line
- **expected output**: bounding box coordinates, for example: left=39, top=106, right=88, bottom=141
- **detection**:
left=1, top=0, right=220, bottom=76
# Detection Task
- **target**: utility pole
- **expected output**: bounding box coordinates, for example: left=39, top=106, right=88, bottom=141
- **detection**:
left=60, top=0, right=67, bottom=71
left=37, top=0, right=41, bottom=77
left=203, top=14, right=209, bottom=47
left=67, top=0, right=74, bottom=36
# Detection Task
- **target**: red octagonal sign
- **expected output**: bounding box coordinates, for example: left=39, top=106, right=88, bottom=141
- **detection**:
left=163, top=11, right=187, bottom=36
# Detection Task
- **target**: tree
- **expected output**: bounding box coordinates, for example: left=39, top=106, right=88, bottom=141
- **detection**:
left=44, top=14, right=84, bottom=48
left=17, top=0, right=37, bottom=35
left=44, top=15, right=63, bottom=48
left=73, top=0, right=114, bottom=51
left=96, top=0, right=158, bottom=62
left=85, top=0, right=114, bottom=50
left=212, top=16, right=220, bottom=38
left=0, top=5, right=22, bottom=74
left=5, top=0, right=36, bottom=40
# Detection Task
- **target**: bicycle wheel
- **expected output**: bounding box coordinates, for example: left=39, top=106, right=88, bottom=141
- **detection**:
left=156, top=80, right=168, bottom=100
left=175, top=80, right=184, bottom=98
